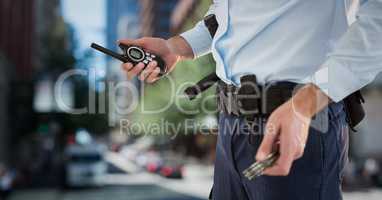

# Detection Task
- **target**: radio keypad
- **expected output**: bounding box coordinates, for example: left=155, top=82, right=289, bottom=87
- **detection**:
left=142, top=52, right=155, bottom=65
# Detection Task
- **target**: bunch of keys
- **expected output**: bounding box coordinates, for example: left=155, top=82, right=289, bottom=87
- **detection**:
left=243, top=152, right=280, bottom=181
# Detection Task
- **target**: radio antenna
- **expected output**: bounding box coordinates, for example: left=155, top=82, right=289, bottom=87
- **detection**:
left=91, top=43, right=127, bottom=62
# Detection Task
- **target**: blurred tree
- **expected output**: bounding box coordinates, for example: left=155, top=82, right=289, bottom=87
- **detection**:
left=70, top=76, right=110, bottom=135
left=35, top=13, right=110, bottom=136
left=39, top=19, right=76, bottom=75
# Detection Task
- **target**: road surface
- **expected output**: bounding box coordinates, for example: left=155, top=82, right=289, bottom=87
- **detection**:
left=9, top=185, right=204, bottom=200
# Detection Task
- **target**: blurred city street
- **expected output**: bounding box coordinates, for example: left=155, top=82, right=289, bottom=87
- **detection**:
left=7, top=151, right=382, bottom=200
left=9, top=185, right=382, bottom=200
left=8, top=188, right=382, bottom=200
left=344, top=190, right=382, bottom=200
left=8, top=186, right=203, bottom=200
left=8, top=171, right=382, bottom=200
left=8, top=177, right=382, bottom=200
left=8, top=152, right=212, bottom=200
left=1, top=0, right=382, bottom=199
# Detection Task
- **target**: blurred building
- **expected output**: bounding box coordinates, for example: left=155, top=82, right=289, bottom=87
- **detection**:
left=0, top=0, right=36, bottom=164
left=0, top=0, right=71, bottom=166
left=0, top=56, right=10, bottom=164
left=139, top=0, right=197, bottom=38
left=104, top=0, right=199, bottom=75
left=139, top=0, right=178, bottom=38
left=33, top=0, right=76, bottom=113
left=0, top=0, right=35, bottom=80
left=106, top=0, right=198, bottom=48
left=105, top=0, right=199, bottom=76
left=105, top=0, right=141, bottom=126
left=34, top=0, right=66, bottom=72
left=106, top=0, right=141, bottom=55
left=105, top=0, right=141, bottom=80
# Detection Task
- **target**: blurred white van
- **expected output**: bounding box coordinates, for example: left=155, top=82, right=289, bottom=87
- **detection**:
left=64, top=144, right=107, bottom=187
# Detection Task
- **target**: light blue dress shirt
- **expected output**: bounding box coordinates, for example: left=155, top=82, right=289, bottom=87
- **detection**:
left=181, top=0, right=382, bottom=102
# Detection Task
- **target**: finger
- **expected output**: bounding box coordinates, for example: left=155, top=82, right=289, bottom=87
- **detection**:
left=263, top=149, right=294, bottom=176
left=139, top=61, right=157, bottom=81
left=263, top=130, right=295, bottom=176
left=298, top=122, right=309, bottom=151
left=118, top=38, right=147, bottom=48
left=122, top=63, right=133, bottom=71
left=127, top=63, right=145, bottom=80
left=146, top=67, right=160, bottom=83
left=256, top=118, right=280, bottom=161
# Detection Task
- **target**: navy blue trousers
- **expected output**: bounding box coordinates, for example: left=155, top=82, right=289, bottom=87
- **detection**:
left=213, top=102, right=349, bottom=200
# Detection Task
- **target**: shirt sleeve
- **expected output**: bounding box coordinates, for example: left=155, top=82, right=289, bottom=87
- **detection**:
left=180, top=4, right=215, bottom=58
left=309, top=0, right=382, bottom=102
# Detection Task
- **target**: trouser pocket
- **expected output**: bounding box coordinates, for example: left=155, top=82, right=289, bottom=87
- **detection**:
left=328, top=102, right=350, bottom=180
left=335, top=114, right=350, bottom=180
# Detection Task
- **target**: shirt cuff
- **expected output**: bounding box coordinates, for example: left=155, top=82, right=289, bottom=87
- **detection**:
left=180, top=22, right=213, bottom=58
left=308, top=59, right=365, bottom=102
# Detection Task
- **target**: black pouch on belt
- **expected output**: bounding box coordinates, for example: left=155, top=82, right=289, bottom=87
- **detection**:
left=237, top=75, right=261, bottom=119
left=343, top=90, right=365, bottom=130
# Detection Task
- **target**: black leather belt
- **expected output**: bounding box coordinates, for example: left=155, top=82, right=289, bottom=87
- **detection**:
left=217, top=75, right=300, bottom=121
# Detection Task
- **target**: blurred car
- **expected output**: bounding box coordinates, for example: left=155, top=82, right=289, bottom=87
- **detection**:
left=158, top=158, right=184, bottom=179
left=0, top=164, right=15, bottom=199
left=139, top=151, right=185, bottom=179
left=120, top=137, right=155, bottom=161
left=136, top=151, right=162, bottom=169
left=64, top=143, right=107, bottom=187
left=146, top=161, right=162, bottom=174
left=144, top=152, right=164, bottom=173
left=120, top=146, right=140, bottom=162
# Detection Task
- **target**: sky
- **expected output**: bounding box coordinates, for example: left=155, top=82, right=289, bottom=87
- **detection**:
left=61, top=0, right=106, bottom=73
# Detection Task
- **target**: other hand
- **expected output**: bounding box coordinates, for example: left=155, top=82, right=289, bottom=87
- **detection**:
left=256, top=84, right=330, bottom=176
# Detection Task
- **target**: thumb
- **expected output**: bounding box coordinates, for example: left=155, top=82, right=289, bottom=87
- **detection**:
left=256, top=119, right=280, bottom=161
left=118, top=38, right=147, bottom=48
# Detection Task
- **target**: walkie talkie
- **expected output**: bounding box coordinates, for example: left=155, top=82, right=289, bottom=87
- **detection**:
left=90, top=43, right=168, bottom=76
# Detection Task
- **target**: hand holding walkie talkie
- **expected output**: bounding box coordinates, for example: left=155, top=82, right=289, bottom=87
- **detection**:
left=91, top=38, right=179, bottom=83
